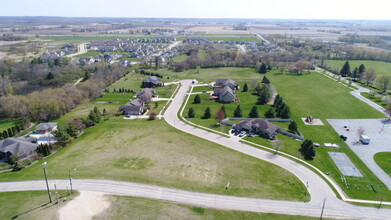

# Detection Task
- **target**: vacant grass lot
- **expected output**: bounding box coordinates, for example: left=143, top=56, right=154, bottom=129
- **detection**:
left=374, top=152, right=391, bottom=177
left=96, top=196, right=323, bottom=220
left=0, top=118, right=308, bottom=201
left=0, top=191, right=77, bottom=220
left=265, top=71, right=391, bottom=201
left=322, top=60, right=391, bottom=76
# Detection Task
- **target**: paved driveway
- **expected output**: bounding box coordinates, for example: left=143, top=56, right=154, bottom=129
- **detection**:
left=328, top=119, right=391, bottom=189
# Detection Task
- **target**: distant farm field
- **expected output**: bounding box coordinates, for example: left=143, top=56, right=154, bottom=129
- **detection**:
left=322, top=60, right=391, bottom=75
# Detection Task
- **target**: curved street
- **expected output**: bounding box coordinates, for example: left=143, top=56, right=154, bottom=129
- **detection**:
left=1, top=79, right=391, bottom=219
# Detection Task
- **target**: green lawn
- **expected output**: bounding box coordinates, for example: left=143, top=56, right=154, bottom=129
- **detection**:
left=0, top=191, right=77, bottom=220
left=374, top=152, right=391, bottom=178
left=96, top=195, right=324, bottom=220
left=0, top=118, right=308, bottom=201
left=172, top=54, right=188, bottom=62
left=0, top=118, right=19, bottom=131
left=361, top=92, right=390, bottom=108
left=322, top=60, right=391, bottom=76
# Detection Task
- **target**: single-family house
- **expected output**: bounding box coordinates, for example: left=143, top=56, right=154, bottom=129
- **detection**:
left=142, top=76, right=163, bottom=88
left=233, top=119, right=280, bottom=138
left=35, top=123, right=58, bottom=134
left=76, top=57, right=95, bottom=66
left=136, top=88, right=155, bottom=102
left=119, top=99, right=144, bottom=116
left=0, top=137, right=39, bottom=161
left=214, top=78, right=238, bottom=90
left=213, top=86, right=236, bottom=103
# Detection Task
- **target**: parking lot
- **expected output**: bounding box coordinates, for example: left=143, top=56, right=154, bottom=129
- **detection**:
left=327, top=119, right=391, bottom=188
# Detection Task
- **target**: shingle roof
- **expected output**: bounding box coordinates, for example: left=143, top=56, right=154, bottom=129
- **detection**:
left=35, top=123, right=57, bottom=131
left=0, top=137, right=38, bottom=158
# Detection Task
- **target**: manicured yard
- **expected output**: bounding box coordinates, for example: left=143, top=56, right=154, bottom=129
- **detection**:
left=0, top=118, right=308, bottom=201
left=321, top=60, right=391, bottom=76
left=374, top=152, right=391, bottom=178
left=96, top=196, right=323, bottom=220
left=0, top=191, right=77, bottom=220
left=0, top=118, right=20, bottom=131
left=361, top=92, right=390, bottom=108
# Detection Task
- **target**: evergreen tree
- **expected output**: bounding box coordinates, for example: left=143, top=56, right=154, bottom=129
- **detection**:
left=12, top=126, right=18, bottom=136
left=46, top=72, right=55, bottom=80
left=305, top=145, right=316, bottom=160
left=258, top=85, right=271, bottom=105
left=340, top=61, right=351, bottom=77
left=288, top=121, right=298, bottom=132
left=242, top=83, right=248, bottom=92
left=264, top=107, right=275, bottom=118
left=233, top=105, right=243, bottom=117
left=102, top=108, right=107, bottom=116
left=276, top=101, right=286, bottom=117
left=3, top=130, right=8, bottom=139
left=273, top=94, right=282, bottom=107
left=188, top=107, right=195, bottom=118
left=54, top=128, right=70, bottom=146
left=7, top=128, right=13, bottom=137
left=262, top=76, right=270, bottom=84
left=66, top=123, right=79, bottom=137
left=203, top=107, right=212, bottom=119
left=249, top=106, right=259, bottom=118
left=258, top=63, right=267, bottom=74
left=358, top=64, right=366, bottom=75
left=351, top=67, right=358, bottom=79
left=194, top=94, right=201, bottom=104
left=280, top=105, right=291, bottom=119
left=221, top=105, right=226, bottom=117
left=82, top=71, right=91, bottom=82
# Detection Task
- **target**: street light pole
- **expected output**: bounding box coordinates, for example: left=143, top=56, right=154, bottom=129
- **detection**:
left=42, top=162, right=52, bottom=203
left=69, top=168, right=76, bottom=194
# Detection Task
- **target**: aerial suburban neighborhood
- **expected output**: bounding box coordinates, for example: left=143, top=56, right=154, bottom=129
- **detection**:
left=1, top=1, right=391, bottom=219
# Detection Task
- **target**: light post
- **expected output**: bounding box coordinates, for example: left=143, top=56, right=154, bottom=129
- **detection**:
left=69, top=168, right=76, bottom=194
left=42, top=162, right=52, bottom=203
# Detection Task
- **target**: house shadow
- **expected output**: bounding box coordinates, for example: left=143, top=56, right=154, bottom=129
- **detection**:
left=11, top=202, right=55, bottom=219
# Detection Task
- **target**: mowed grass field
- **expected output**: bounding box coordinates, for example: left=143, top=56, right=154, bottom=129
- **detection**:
left=322, top=60, right=391, bottom=76
left=374, top=152, right=391, bottom=177
left=0, top=118, right=19, bottom=131
left=0, top=118, right=308, bottom=201
left=96, top=196, right=324, bottom=220
left=0, top=191, right=77, bottom=220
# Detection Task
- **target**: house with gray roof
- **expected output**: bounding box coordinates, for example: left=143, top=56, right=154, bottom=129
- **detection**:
left=233, top=119, right=280, bottom=138
left=214, top=78, right=238, bottom=90
left=142, top=76, right=163, bottom=88
left=119, top=99, right=144, bottom=116
left=213, top=86, right=236, bottom=103
left=0, top=137, right=38, bottom=161
left=136, top=88, right=155, bottom=102
left=35, top=123, right=58, bottom=134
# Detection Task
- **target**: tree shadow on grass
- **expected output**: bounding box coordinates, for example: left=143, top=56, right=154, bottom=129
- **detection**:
left=11, top=202, right=55, bottom=219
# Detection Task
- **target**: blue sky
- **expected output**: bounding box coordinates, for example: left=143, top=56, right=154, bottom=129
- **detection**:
left=1, top=0, right=390, bottom=20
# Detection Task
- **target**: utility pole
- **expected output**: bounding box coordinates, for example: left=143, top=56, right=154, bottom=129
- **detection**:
left=42, top=162, right=52, bottom=203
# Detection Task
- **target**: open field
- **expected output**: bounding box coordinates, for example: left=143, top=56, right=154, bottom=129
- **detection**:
left=96, top=195, right=324, bottom=220
left=322, top=60, right=391, bottom=76
left=0, top=190, right=77, bottom=220
left=374, top=152, right=391, bottom=178
left=0, top=118, right=308, bottom=201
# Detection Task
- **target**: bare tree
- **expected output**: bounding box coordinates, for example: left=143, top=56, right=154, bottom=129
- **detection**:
left=376, top=75, right=391, bottom=93
left=361, top=70, right=377, bottom=86
left=272, top=139, right=283, bottom=154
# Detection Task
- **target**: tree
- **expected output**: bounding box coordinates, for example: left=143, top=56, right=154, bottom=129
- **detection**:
left=88, top=107, right=101, bottom=124
left=7, top=128, right=13, bottom=138
left=300, top=139, right=316, bottom=160
left=203, top=107, right=211, bottom=119
left=46, top=72, right=55, bottom=80
left=258, top=63, right=267, bottom=74
left=66, top=123, right=79, bottom=137
left=376, top=75, right=391, bottom=93
left=262, top=76, right=270, bottom=84
left=233, top=105, right=243, bottom=117
left=340, top=61, right=351, bottom=77
left=279, top=105, right=291, bottom=119
left=149, top=112, right=157, bottom=120
left=258, top=84, right=271, bottom=105
left=361, top=70, right=377, bottom=85
left=294, top=60, right=310, bottom=73
left=72, top=118, right=86, bottom=132
left=358, top=64, right=366, bottom=75
left=221, top=105, right=226, bottom=117
left=242, top=83, right=248, bottom=92
left=264, top=107, right=275, bottom=118
left=188, top=107, right=195, bottom=118
left=54, top=128, right=70, bottom=146
left=2, top=130, right=8, bottom=139
left=193, top=94, right=201, bottom=104
left=288, top=121, right=298, bottom=132
left=249, top=106, right=259, bottom=118
left=216, top=108, right=226, bottom=122
left=273, top=94, right=282, bottom=107
left=350, top=67, right=358, bottom=79
left=102, top=108, right=108, bottom=116
left=82, top=71, right=91, bottom=82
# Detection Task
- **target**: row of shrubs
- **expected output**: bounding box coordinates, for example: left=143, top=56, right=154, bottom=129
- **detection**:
left=0, top=119, right=31, bottom=140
